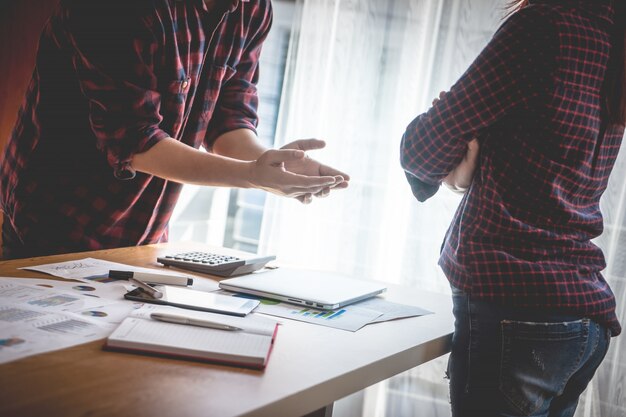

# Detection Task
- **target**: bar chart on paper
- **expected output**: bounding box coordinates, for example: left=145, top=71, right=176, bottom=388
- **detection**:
left=253, top=302, right=382, bottom=331
left=293, top=308, right=347, bottom=320
left=222, top=291, right=392, bottom=331
left=36, top=319, right=97, bottom=335
left=28, top=295, right=80, bottom=308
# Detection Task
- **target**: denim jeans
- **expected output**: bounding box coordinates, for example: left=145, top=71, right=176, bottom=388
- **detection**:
left=448, top=286, right=611, bottom=417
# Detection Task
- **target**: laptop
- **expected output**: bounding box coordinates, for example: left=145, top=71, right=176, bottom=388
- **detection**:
left=218, top=267, right=387, bottom=310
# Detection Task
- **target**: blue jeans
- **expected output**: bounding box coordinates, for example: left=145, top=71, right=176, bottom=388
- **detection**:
left=448, top=286, right=611, bottom=417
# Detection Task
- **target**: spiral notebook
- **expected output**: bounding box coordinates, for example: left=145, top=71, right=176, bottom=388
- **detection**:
left=105, top=306, right=278, bottom=369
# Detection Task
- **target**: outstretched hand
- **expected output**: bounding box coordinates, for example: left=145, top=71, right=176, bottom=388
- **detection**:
left=249, top=148, right=337, bottom=200
left=280, top=139, right=350, bottom=204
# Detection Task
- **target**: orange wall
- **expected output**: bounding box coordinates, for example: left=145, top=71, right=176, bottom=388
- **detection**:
left=0, top=0, right=59, bottom=254
left=0, top=0, right=59, bottom=149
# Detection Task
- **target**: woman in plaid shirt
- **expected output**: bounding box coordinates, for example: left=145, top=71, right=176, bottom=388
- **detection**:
left=401, top=0, right=624, bottom=416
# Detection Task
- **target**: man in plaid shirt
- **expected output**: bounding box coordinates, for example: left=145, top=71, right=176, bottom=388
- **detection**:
left=1, top=0, right=348, bottom=259
left=401, top=0, right=623, bottom=416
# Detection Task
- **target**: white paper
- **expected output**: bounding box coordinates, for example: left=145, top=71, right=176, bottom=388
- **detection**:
left=20, top=257, right=221, bottom=291
left=0, top=277, right=140, bottom=325
left=350, top=297, right=433, bottom=323
left=0, top=279, right=125, bottom=364
left=252, top=302, right=382, bottom=331
left=5, top=277, right=130, bottom=301
left=214, top=290, right=432, bottom=331
left=21, top=257, right=189, bottom=283
left=0, top=278, right=118, bottom=314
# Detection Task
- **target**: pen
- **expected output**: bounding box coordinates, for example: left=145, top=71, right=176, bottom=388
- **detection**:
left=150, top=312, right=243, bottom=331
left=109, top=270, right=193, bottom=286
left=129, top=277, right=164, bottom=299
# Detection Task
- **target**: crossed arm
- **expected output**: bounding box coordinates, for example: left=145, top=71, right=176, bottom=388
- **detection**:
left=430, top=92, right=480, bottom=194
left=400, top=8, right=557, bottom=201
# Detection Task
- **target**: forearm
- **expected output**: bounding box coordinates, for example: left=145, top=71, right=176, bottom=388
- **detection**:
left=211, top=128, right=267, bottom=161
left=400, top=115, right=466, bottom=185
left=131, top=137, right=254, bottom=188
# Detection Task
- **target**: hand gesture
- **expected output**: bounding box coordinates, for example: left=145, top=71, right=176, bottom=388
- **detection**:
left=280, top=139, right=350, bottom=204
left=249, top=145, right=346, bottom=203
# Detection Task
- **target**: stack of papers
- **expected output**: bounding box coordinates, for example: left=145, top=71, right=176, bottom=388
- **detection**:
left=0, top=277, right=135, bottom=364
left=245, top=294, right=433, bottom=331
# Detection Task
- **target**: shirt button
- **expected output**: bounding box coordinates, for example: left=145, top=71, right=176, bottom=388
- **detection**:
left=182, top=79, right=189, bottom=90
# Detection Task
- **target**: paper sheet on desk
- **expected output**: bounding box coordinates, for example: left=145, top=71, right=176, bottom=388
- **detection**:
left=351, top=298, right=433, bottom=324
left=5, top=277, right=128, bottom=300
left=254, top=302, right=382, bottom=331
left=1, top=277, right=138, bottom=324
left=20, top=257, right=220, bottom=292
left=216, top=290, right=432, bottom=331
left=0, top=278, right=124, bottom=364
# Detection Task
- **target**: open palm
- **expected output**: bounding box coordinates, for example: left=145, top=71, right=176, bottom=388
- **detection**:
left=281, top=139, right=350, bottom=203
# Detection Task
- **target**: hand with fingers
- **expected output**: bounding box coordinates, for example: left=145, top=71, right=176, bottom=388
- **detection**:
left=248, top=145, right=348, bottom=203
left=432, top=90, right=447, bottom=107
left=279, top=139, right=350, bottom=204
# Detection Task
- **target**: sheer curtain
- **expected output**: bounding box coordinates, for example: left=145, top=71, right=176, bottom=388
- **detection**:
left=259, top=0, right=626, bottom=416
left=260, top=0, right=492, bottom=291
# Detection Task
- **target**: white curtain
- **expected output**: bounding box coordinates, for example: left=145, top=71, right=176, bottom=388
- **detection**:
left=259, top=0, right=626, bottom=415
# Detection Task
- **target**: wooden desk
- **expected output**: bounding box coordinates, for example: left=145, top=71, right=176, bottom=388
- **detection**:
left=0, top=242, right=453, bottom=417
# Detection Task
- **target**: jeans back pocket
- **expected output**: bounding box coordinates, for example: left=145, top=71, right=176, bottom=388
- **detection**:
left=499, top=319, right=589, bottom=415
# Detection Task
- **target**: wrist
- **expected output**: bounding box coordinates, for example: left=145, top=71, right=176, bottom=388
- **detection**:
left=241, top=160, right=258, bottom=189
left=442, top=181, right=468, bottom=194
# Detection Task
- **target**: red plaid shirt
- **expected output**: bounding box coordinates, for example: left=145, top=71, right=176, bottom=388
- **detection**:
left=1, top=0, right=271, bottom=255
left=401, top=0, right=622, bottom=335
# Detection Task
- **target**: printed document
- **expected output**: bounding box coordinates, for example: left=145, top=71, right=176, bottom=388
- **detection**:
left=0, top=278, right=133, bottom=364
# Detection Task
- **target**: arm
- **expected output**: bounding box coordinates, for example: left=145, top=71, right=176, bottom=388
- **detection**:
left=400, top=6, right=558, bottom=201
left=131, top=137, right=339, bottom=198
left=66, top=2, right=339, bottom=199
left=206, top=1, right=349, bottom=203
left=211, top=129, right=350, bottom=203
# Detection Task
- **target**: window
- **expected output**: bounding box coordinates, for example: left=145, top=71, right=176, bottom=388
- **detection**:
left=169, top=0, right=295, bottom=251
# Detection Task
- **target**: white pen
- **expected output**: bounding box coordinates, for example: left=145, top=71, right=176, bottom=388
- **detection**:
left=109, top=270, right=193, bottom=286
left=150, top=312, right=243, bottom=331
left=129, top=277, right=164, bottom=299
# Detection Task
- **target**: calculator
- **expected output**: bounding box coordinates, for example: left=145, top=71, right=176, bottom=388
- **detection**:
left=156, top=251, right=276, bottom=277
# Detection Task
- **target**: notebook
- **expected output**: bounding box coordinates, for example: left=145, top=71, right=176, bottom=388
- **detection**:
left=219, top=267, right=387, bottom=310
left=105, top=306, right=278, bottom=369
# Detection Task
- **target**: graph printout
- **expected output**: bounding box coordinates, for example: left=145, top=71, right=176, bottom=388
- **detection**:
left=0, top=278, right=129, bottom=364
left=216, top=291, right=433, bottom=331
left=20, top=257, right=191, bottom=284
left=242, top=299, right=383, bottom=331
